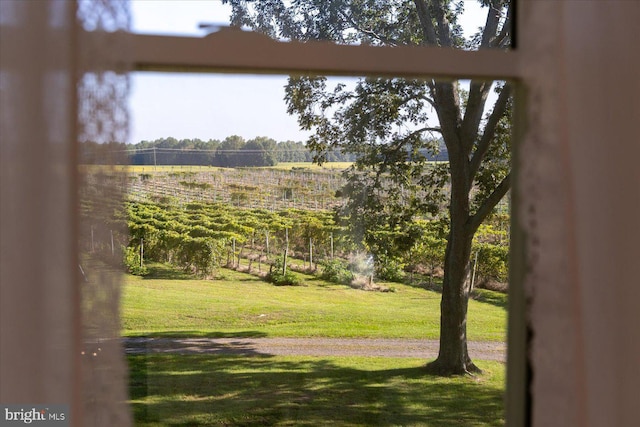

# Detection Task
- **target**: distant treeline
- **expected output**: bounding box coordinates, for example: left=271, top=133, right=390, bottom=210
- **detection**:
left=80, top=135, right=447, bottom=167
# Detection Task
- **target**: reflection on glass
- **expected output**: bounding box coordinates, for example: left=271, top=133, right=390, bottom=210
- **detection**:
left=78, top=73, right=131, bottom=425
left=122, top=71, right=511, bottom=424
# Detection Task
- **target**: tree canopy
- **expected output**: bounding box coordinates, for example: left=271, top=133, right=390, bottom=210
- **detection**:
left=122, top=136, right=356, bottom=167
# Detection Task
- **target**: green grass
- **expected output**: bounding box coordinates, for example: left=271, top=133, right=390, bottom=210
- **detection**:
left=122, top=266, right=506, bottom=341
left=129, top=354, right=505, bottom=426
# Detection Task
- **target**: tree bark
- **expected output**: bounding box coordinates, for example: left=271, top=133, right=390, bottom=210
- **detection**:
left=426, top=226, right=479, bottom=375
left=425, top=152, right=480, bottom=375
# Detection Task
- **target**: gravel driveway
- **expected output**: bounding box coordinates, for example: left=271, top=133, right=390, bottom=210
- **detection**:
left=124, top=337, right=506, bottom=362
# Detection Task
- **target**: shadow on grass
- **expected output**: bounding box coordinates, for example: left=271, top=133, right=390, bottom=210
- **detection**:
left=128, top=354, right=505, bottom=426
left=143, top=263, right=195, bottom=280
left=142, top=264, right=271, bottom=283
left=130, top=331, right=269, bottom=339
left=400, top=276, right=508, bottom=311
left=124, top=335, right=270, bottom=358
left=471, top=288, right=508, bottom=310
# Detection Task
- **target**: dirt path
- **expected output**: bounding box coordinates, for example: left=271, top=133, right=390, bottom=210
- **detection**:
left=124, top=337, right=506, bottom=362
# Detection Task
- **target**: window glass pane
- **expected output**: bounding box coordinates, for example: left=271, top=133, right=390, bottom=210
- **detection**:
left=120, top=72, right=512, bottom=425
left=131, top=0, right=513, bottom=50
left=131, top=0, right=230, bottom=36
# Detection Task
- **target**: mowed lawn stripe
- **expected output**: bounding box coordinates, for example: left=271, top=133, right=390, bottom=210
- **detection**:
left=122, top=268, right=506, bottom=341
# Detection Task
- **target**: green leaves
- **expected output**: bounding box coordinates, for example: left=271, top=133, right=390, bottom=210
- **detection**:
left=320, top=258, right=354, bottom=285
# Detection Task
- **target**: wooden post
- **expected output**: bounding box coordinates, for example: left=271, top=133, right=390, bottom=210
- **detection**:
left=232, top=238, right=236, bottom=268
left=470, top=250, right=479, bottom=292
left=110, top=230, right=115, bottom=256
left=309, top=238, right=313, bottom=270
left=238, top=245, right=244, bottom=269
left=283, top=228, right=289, bottom=275
left=140, top=238, right=144, bottom=268
left=330, top=232, right=334, bottom=259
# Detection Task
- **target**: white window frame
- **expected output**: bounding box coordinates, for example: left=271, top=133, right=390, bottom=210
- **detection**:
left=3, top=1, right=638, bottom=426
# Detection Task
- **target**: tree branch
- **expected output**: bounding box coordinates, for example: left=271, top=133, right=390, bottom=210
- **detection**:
left=397, top=127, right=443, bottom=145
left=432, top=0, right=453, bottom=47
left=468, top=172, right=511, bottom=234
left=490, top=1, right=513, bottom=48
left=421, top=94, right=437, bottom=109
left=460, top=80, right=492, bottom=154
left=415, top=1, right=459, bottom=151
left=469, top=84, right=511, bottom=178
left=480, top=0, right=502, bottom=48
left=413, top=126, right=442, bottom=134
left=459, top=1, right=505, bottom=151
left=338, top=9, right=402, bottom=46
left=432, top=82, right=463, bottom=157
left=413, top=0, right=438, bottom=45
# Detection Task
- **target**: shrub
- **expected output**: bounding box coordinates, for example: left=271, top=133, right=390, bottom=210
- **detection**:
left=124, top=246, right=148, bottom=276
left=376, top=263, right=405, bottom=282
left=320, top=259, right=354, bottom=285
left=374, top=256, right=405, bottom=282
left=266, top=256, right=301, bottom=286
left=473, top=242, right=509, bottom=283
left=176, top=237, right=224, bottom=278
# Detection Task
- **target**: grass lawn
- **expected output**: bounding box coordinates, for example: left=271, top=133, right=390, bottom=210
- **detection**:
left=123, top=265, right=507, bottom=425
left=129, top=354, right=505, bottom=426
left=122, top=266, right=507, bottom=341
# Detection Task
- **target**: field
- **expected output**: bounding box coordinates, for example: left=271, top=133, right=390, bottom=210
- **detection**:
left=125, top=163, right=347, bottom=211
left=116, top=163, right=509, bottom=426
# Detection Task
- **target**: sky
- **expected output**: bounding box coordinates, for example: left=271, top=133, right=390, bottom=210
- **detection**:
left=129, top=0, right=488, bottom=145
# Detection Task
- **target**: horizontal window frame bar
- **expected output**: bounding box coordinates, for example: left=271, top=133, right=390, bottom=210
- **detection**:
left=88, top=29, right=522, bottom=80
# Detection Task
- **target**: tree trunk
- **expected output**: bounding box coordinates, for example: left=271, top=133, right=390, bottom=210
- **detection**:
left=425, top=226, right=479, bottom=375
left=426, top=149, right=480, bottom=375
